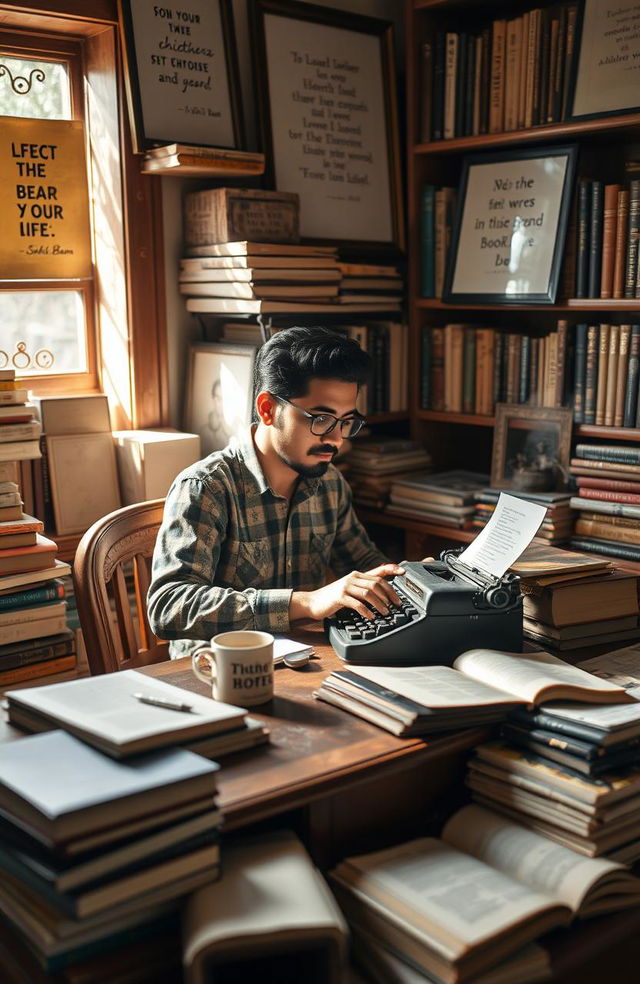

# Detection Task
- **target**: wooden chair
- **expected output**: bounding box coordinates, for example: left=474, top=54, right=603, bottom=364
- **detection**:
left=73, top=499, right=169, bottom=674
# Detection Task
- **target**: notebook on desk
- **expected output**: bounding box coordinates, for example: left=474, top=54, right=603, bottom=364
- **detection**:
left=5, top=670, right=247, bottom=758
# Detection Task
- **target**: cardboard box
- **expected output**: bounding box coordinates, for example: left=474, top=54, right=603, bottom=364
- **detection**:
left=113, top=429, right=201, bottom=505
left=184, top=188, right=300, bottom=246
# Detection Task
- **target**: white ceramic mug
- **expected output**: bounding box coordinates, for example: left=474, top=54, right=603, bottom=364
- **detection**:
left=191, top=630, right=274, bottom=706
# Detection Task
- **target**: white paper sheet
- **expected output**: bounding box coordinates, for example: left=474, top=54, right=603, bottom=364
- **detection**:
left=457, top=493, right=547, bottom=578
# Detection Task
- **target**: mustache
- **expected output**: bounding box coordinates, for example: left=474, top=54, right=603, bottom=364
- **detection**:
left=309, top=445, right=337, bottom=456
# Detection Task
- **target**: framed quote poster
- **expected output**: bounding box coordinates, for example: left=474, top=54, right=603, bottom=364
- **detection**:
left=570, top=0, right=640, bottom=120
left=444, top=145, right=578, bottom=305
left=250, top=0, right=404, bottom=250
left=118, top=0, right=244, bottom=152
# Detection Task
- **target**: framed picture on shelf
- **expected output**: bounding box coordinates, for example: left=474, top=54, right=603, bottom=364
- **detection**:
left=184, top=343, right=258, bottom=456
left=250, top=0, right=404, bottom=251
left=118, top=0, right=244, bottom=153
left=443, top=145, right=578, bottom=305
left=490, top=404, right=573, bottom=493
left=569, top=0, right=640, bottom=120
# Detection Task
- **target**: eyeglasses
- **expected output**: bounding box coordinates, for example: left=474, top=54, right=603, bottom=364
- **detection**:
left=275, top=396, right=365, bottom=438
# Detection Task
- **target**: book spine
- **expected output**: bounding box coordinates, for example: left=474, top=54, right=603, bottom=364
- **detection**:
left=431, top=32, right=447, bottom=141
left=0, top=636, right=74, bottom=671
left=570, top=536, right=640, bottom=562
left=479, top=27, right=491, bottom=134
left=577, top=474, right=640, bottom=492
left=419, top=38, right=434, bottom=143
left=0, top=652, right=76, bottom=685
left=603, top=324, right=620, bottom=426
left=587, top=180, right=604, bottom=298
left=594, top=324, right=610, bottom=426
left=464, top=33, right=477, bottom=137
left=571, top=456, right=640, bottom=474
left=430, top=327, right=446, bottom=411
left=575, top=518, right=640, bottom=545
left=560, top=4, right=578, bottom=119
left=492, top=331, right=504, bottom=407
left=577, top=487, right=640, bottom=504
left=0, top=581, right=64, bottom=613
left=554, top=320, right=567, bottom=407
left=504, top=17, right=521, bottom=132
left=614, top=325, right=631, bottom=427
left=570, top=495, right=640, bottom=518
left=462, top=327, right=476, bottom=413
left=420, top=326, right=431, bottom=410
left=536, top=8, right=551, bottom=127
left=420, top=186, right=436, bottom=297
left=600, top=184, right=621, bottom=299
left=545, top=12, right=560, bottom=123
left=583, top=324, right=598, bottom=424
left=517, top=11, right=529, bottom=129
left=627, top=324, right=640, bottom=427
left=454, top=31, right=467, bottom=139
left=519, top=335, right=531, bottom=404
left=472, top=33, right=483, bottom=135
left=489, top=19, right=506, bottom=133
left=613, top=189, right=630, bottom=299
left=572, top=324, right=587, bottom=423
left=510, top=709, right=608, bottom=748
left=626, top=179, right=640, bottom=298
left=575, top=180, right=591, bottom=299
left=528, top=336, right=539, bottom=406
left=444, top=32, right=459, bottom=140
left=575, top=443, right=640, bottom=464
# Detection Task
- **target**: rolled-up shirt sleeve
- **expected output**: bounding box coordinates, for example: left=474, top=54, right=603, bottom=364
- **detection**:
left=147, top=475, right=292, bottom=643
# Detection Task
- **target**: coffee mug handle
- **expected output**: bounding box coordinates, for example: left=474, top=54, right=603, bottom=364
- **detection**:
left=192, top=647, right=216, bottom=686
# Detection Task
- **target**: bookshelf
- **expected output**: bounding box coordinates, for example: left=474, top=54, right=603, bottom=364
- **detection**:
left=401, top=0, right=640, bottom=565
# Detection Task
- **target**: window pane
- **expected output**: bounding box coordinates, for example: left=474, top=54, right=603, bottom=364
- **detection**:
left=0, top=291, right=87, bottom=375
left=0, top=56, right=71, bottom=120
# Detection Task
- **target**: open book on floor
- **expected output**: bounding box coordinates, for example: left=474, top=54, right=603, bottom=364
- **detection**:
left=182, top=831, right=348, bottom=984
left=330, top=803, right=640, bottom=984
left=314, top=649, right=634, bottom=737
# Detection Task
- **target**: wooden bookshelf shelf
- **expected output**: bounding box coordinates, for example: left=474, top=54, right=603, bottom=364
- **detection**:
left=413, top=113, right=640, bottom=156
left=415, top=410, right=494, bottom=426
left=414, top=298, right=640, bottom=312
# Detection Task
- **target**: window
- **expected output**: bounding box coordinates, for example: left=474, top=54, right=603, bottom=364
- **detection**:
left=0, top=2, right=167, bottom=428
left=0, top=30, right=99, bottom=391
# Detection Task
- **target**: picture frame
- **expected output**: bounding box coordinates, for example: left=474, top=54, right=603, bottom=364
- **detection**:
left=250, top=0, right=404, bottom=251
left=443, top=145, right=577, bottom=305
left=490, top=404, right=573, bottom=492
left=118, top=0, right=244, bottom=153
left=46, top=433, right=121, bottom=535
left=184, top=343, right=258, bottom=456
left=569, top=0, right=640, bottom=120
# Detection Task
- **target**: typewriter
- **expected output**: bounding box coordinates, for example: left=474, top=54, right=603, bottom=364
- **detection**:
left=326, top=548, right=522, bottom=666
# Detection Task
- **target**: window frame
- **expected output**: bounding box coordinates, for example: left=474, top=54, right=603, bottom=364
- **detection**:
left=0, top=0, right=168, bottom=427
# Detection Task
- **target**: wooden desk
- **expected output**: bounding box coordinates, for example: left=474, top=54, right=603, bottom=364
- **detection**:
left=137, top=630, right=488, bottom=866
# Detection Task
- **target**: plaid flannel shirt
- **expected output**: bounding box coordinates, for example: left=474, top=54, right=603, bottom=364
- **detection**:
left=147, top=429, right=388, bottom=657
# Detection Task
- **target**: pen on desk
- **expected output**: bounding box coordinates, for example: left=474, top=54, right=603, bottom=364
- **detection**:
left=132, top=693, right=195, bottom=713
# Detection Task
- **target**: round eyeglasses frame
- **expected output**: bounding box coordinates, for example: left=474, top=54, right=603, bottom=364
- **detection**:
left=274, top=396, right=365, bottom=438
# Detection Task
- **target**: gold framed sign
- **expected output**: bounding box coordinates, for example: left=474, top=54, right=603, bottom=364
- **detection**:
left=0, top=117, right=92, bottom=279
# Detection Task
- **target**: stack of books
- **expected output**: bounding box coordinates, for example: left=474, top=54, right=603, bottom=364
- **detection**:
left=387, top=469, right=487, bottom=527
left=141, top=143, right=265, bottom=178
left=180, top=241, right=342, bottom=313
left=513, top=541, right=640, bottom=652
left=0, top=371, right=74, bottom=687
left=573, top=325, right=640, bottom=429
left=468, top=723, right=640, bottom=865
left=473, top=488, right=574, bottom=544
left=574, top=180, right=640, bottom=301
left=336, top=261, right=404, bottom=310
left=345, top=438, right=432, bottom=510
left=330, top=799, right=640, bottom=984
left=569, top=442, right=640, bottom=562
left=0, top=729, right=221, bottom=976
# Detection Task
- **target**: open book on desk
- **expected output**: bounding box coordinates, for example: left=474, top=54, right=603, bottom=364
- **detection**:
left=330, top=803, right=640, bottom=984
left=314, top=649, right=634, bottom=737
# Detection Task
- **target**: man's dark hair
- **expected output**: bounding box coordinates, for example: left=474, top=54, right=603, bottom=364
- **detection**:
left=252, top=326, right=371, bottom=414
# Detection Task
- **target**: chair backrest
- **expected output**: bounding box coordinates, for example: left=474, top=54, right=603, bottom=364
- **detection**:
left=73, top=499, right=169, bottom=674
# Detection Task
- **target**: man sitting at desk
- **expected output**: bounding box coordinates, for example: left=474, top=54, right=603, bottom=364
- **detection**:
left=147, top=325, right=405, bottom=656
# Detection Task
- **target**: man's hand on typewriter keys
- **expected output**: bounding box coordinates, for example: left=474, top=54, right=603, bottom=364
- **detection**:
left=289, top=563, right=405, bottom=622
